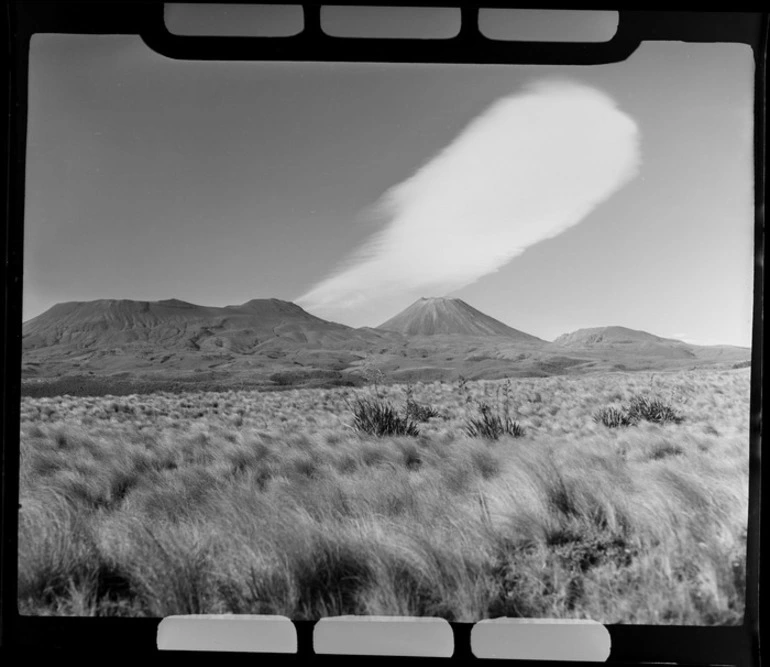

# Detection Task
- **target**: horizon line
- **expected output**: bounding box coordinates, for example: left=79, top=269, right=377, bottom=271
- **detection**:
left=21, top=294, right=752, bottom=349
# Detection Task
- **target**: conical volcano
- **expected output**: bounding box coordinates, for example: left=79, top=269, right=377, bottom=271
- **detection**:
left=376, top=297, right=543, bottom=342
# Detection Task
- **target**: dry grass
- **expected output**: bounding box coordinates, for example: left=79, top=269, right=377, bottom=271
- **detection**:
left=18, top=368, right=750, bottom=622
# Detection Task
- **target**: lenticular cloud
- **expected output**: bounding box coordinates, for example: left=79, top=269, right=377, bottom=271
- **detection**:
left=298, top=80, right=640, bottom=314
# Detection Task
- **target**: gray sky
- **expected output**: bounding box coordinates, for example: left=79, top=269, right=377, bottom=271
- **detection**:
left=24, top=34, right=754, bottom=346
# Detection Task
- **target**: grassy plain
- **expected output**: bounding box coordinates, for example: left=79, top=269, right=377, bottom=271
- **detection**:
left=18, top=368, right=750, bottom=622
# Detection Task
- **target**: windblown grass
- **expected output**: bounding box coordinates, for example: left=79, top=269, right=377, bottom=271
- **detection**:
left=18, top=368, right=750, bottom=622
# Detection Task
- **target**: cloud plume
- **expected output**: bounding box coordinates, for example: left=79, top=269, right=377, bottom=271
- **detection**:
left=297, top=80, right=640, bottom=318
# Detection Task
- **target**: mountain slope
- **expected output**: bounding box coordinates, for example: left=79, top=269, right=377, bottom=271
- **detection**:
left=553, top=326, right=684, bottom=347
left=551, top=325, right=750, bottom=362
left=377, top=297, right=544, bottom=342
left=21, top=299, right=751, bottom=393
left=22, top=298, right=378, bottom=353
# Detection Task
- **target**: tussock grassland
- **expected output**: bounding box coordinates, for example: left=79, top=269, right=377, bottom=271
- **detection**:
left=18, top=368, right=750, bottom=622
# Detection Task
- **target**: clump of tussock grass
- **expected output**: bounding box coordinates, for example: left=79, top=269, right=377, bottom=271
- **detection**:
left=17, top=492, right=140, bottom=615
left=289, top=454, right=322, bottom=479
left=593, top=406, right=638, bottom=428
left=397, top=441, right=423, bottom=471
left=114, top=522, right=221, bottom=617
left=469, top=448, right=502, bottom=480
left=18, top=492, right=99, bottom=605
left=627, top=395, right=684, bottom=425
left=594, top=394, right=683, bottom=428
left=360, top=443, right=387, bottom=467
left=647, top=440, right=686, bottom=460
left=291, top=533, right=375, bottom=618
left=351, top=398, right=419, bottom=437
left=464, top=378, right=525, bottom=440
left=487, top=526, right=640, bottom=618
left=334, top=453, right=360, bottom=475
left=465, top=403, right=525, bottom=440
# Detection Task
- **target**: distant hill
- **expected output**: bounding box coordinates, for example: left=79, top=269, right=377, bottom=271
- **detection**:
left=553, top=326, right=684, bottom=347
left=377, top=297, right=544, bottom=342
left=552, top=325, right=750, bottom=362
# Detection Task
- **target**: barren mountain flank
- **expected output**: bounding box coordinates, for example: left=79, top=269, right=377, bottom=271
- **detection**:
left=21, top=298, right=751, bottom=396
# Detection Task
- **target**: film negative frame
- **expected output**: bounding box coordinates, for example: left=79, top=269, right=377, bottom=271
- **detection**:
left=1, top=3, right=765, bottom=664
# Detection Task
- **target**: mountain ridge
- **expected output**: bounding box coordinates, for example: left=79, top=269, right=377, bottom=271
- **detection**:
left=22, top=297, right=365, bottom=352
left=24, top=298, right=749, bottom=351
left=554, top=325, right=686, bottom=347
left=551, top=325, right=749, bottom=359
left=21, top=296, right=751, bottom=393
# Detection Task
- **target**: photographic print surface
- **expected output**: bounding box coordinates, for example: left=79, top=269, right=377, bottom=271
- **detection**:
left=19, top=33, right=753, bottom=623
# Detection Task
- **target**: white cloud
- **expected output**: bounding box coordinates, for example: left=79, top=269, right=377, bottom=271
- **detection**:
left=297, top=79, right=640, bottom=317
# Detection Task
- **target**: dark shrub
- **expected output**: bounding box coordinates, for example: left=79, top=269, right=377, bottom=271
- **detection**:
left=627, top=395, right=684, bottom=425
left=465, top=403, right=525, bottom=440
left=594, top=394, right=683, bottom=428
left=593, top=406, right=637, bottom=428
left=352, top=399, right=419, bottom=437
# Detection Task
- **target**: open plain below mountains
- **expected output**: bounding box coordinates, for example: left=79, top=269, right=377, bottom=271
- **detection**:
left=21, top=296, right=751, bottom=396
